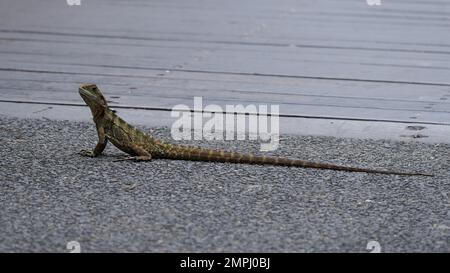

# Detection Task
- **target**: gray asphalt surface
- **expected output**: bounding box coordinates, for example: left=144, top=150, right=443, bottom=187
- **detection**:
left=0, top=116, right=449, bottom=252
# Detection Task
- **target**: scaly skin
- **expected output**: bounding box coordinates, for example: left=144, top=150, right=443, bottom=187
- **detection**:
left=79, top=84, right=433, bottom=176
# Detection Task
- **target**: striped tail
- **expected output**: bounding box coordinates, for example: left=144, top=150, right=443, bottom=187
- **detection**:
left=162, top=146, right=433, bottom=177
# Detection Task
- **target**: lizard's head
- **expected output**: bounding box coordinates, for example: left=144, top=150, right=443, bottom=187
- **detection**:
left=79, top=84, right=109, bottom=116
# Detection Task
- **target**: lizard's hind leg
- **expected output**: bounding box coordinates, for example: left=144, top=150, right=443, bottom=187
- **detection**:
left=113, top=144, right=152, bottom=162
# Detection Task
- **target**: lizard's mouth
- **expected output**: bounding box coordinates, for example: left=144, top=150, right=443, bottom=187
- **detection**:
left=78, top=84, right=97, bottom=100
left=78, top=87, right=91, bottom=97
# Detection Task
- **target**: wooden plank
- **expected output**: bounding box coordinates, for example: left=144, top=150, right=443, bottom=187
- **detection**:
left=1, top=65, right=449, bottom=103
left=1, top=15, right=450, bottom=84
left=0, top=82, right=449, bottom=124
left=1, top=69, right=448, bottom=102
left=2, top=46, right=450, bottom=85
left=1, top=77, right=449, bottom=111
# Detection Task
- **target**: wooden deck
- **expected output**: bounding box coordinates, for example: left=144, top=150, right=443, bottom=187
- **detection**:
left=1, top=0, right=449, bottom=140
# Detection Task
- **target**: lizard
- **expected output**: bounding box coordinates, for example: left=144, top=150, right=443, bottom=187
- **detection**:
left=78, top=83, right=433, bottom=177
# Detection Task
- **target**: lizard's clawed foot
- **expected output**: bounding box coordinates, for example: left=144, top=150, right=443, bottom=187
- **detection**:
left=113, top=155, right=152, bottom=162
left=79, top=149, right=95, bottom=157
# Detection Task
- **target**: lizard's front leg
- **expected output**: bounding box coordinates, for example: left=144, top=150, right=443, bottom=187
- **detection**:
left=79, top=126, right=108, bottom=157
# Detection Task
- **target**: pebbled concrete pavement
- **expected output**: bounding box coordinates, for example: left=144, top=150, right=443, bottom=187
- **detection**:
left=0, top=116, right=449, bottom=252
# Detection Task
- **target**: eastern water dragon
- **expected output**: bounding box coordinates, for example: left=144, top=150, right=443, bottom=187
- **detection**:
left=78, top=84, right=432, bottom=176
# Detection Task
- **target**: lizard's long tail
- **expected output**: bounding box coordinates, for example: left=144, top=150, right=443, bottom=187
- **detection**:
left=162, top=146, right=433, bottom=177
